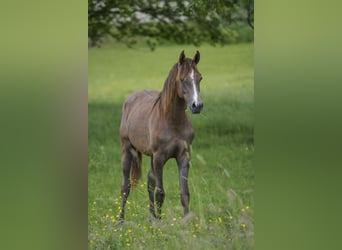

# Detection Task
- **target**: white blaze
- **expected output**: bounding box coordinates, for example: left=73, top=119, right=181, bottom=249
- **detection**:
left=190, top=70, right=199, bottom=105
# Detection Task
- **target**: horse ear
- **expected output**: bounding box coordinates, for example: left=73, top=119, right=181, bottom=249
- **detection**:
left=179, top=50, right=185, bottom=64
left=193, top=50, right=200, bottom=65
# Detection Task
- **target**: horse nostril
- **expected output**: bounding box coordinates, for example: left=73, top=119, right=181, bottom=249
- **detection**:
left=199, top=102, right=203, bottom=109
left=192, top=102, right=197, bottom=109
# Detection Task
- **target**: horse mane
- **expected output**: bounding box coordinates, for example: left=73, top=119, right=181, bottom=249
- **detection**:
left=154, top=59, right=193, bottom=115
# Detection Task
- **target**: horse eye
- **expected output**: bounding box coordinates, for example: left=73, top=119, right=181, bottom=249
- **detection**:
left=181, top=81, right=187, bottom=91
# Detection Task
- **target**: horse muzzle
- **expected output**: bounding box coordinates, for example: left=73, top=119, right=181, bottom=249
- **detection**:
left=190, top=101, right=204, bottom=114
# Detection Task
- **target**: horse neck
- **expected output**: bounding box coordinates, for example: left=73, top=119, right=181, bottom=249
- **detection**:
left=159, top=69, right=187, bottom=123
left=168, top=94, right=187, bottom=122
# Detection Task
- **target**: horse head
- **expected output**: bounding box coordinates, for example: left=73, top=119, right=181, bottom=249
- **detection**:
left=177, top=50, right=204, bottom=114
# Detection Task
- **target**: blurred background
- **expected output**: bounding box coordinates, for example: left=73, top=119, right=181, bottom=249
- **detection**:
left=88, top=0, right=254, bottom=49
left=88, top=1, right=254, bottom=249
left=3, top=1, right=342, bottom=250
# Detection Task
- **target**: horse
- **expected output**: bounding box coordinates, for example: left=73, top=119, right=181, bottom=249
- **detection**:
left=119, top=50, right=203, bottom=222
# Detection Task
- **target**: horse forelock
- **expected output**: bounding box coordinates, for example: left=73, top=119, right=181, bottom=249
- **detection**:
left=179, top=59, right=195, bottom=77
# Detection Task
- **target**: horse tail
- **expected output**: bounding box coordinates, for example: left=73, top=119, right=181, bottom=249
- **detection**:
left=130, top=149, right=142, bottom=189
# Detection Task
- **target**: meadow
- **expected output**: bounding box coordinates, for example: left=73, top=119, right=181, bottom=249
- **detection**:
left=88, top=42, right=254, bottom=249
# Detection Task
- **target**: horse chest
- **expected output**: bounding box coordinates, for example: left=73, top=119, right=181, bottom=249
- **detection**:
left=151, top=124, right=194, bottom=156
left=176, top=125, right=194, bottom=143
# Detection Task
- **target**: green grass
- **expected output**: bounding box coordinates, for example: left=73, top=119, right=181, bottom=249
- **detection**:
left=88, top=43, right=254, bottom=249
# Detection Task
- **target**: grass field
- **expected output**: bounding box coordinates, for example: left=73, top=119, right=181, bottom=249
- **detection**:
left=88, top=42, right=254, bottom=249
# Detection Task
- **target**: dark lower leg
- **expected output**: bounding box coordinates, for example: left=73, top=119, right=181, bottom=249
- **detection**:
left=180, top=193, right=190, bottom=215
left=147, top=167, right=156, bottom=218
left=119, top=180, right=131, bottom=222
left=155, top=187, right=165, bottom=219
left=153, top=156, right=165, bottom=219
left=179, top=163, right=190, bottom=216
left=119, top=149, right=132, bottom=223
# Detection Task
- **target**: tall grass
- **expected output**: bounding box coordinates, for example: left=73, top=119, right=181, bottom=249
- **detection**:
left=88, top=43, right=254, bottom=249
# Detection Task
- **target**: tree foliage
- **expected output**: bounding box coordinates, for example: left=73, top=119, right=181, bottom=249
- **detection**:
left=88, top=0, right=254, bottom=49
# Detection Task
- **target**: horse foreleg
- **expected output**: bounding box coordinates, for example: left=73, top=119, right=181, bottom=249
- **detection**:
left=153, top=155, right=166, bottom=219
left=147, top=157, right=156, bottom=218
left=119, top=145, right=133, bottom=223
left=177, top=154, right=190, bottom=216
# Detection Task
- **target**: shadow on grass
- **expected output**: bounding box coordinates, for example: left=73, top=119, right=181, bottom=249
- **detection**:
left=192, top=97, right=254, bottom=147
left=89, top=97, right=253, bottom=147
left=88, top=102, right=122, bottom=145
left=89, top=98, right=253, bottom=174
